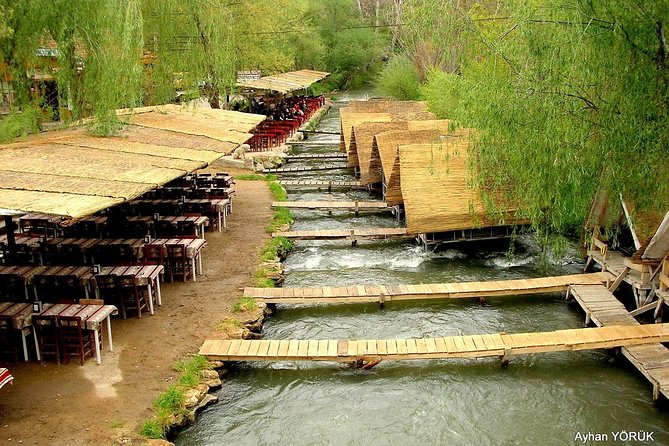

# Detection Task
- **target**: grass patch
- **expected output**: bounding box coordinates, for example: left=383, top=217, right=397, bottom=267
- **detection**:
left=268, top=180, right=287, bottom=202
left=267, top=207, right=293, bottom=234
left=217, top=316, right=244, bottom=333
left=140, top=355, right=213, bottom=439
left=253, top=268, right=276, bottom=288
left=234, top=173, right=266, bottom=181
left=260, top=236, right=293, bottom=261
left=174, top=355, right=209, bottom=387
left=232, top=296, right=257, bottom=313
left=139, top=419, right=164, bottom=439
left=109, top=419, right=125, bottom=429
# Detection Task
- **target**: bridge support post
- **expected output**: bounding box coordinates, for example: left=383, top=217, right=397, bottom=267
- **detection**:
left=501, top=349, right=511, bottom=368
left=379, top=293, right=386, bottom=310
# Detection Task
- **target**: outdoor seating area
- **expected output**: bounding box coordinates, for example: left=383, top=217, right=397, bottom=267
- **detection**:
left=0, top=105, right=259, bottom=366
left=0, top=171, right=231, bottom=365
left=248, top=95, right=326, bottom=151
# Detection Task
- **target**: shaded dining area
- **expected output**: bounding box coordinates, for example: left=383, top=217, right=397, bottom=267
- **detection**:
left=0, top=105, right=265, bottom=366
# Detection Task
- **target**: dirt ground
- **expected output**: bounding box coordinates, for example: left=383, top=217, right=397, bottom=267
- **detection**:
left=0, top=168, right=273, bottom=445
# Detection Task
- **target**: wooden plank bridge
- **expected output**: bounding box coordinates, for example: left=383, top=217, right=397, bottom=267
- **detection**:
left=568, top=284, right=669, bottom=400
left=263, top=164, right=350, bottom=173
left=286, top=141, right=339, bottom=146
left=272, top=201, right=391, bottom=214
left=284, top=153, right=347, bottom=161
left=279, top=179, right=366, bottom=190
left=200, top=323, right=669, bottom=365
left=272, top=227, right=409, bottom=241
left=244, top=272, right=612, bottom=304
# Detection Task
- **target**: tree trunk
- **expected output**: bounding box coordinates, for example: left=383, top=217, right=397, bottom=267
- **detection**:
left=375, top=0, right=380, bottom=33
left=390, top=0, right=403, bottom=52
left=193, top=13, right=221, bottom=109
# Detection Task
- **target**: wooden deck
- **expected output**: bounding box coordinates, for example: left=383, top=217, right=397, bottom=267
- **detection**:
left=200, top=323, right=669, bottom=363
left=263, top=165, right=349, bottom=173
left=279, top=179, right=366, bottom=190
left=569, top=284, right=669, bottom=400
left=244, top=272, right=613, bottom=303
left=284, top=153, right=347, bottom=161
left=272, top=201, right=391, bottom=213
left=272, top=227, right=409, bottom=241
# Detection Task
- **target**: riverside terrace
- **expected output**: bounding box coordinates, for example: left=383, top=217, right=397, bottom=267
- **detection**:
left=0, top=105, right=264, bottom=366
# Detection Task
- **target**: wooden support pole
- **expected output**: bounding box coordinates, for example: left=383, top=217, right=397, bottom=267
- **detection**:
left=583, top=256, right=593, bottom=272
left=654, top=298, right=664, bottom=323
left=630, top=301, right=658, bottom=317
left=354, top=200, right=359, bottom=216
left=608, top=266, right=630, bottom=292
left=501, top=349, right=511, bottom=368
left=379, top=292, right=386, bottom=310
left=584, top=312, right=591, bottom=327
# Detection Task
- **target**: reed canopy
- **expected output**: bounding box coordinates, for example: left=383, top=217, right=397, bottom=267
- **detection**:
left=236, top=70, right=330, bottom=94
left=0, top=106, right=263, bottom=220
left=399, top=137, right=524, bottom=235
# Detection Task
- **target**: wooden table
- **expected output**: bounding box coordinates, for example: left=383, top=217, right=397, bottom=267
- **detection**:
left=152, top=238, right=207, bottom=282
left=18, top=213, right=63, bottom=237
left=129, top=199, right=230, bottom=230
left=91, top=265, right=164, bottom=314
left=37, top=303, right=117, bottom=364
left=0, top=302, right=37, bottom=361
left=126, top=216, right=209, bottom=238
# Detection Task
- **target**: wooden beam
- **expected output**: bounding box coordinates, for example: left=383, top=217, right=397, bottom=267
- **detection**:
left=608, top=266, right=631, bottom=292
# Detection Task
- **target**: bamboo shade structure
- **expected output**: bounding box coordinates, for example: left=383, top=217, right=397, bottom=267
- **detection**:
left=399, top=138, right=522, bottom=234
left=236, top=70, right=329, bottom=93
left=346, top=101, right=430, bottom=114
left=0, top=104, right=262, bottom=218
left=349, top=122, right=408, bottom=179
left=339, top=111, right=392, bottom=158
left=373, top=130, right=445, bottom=205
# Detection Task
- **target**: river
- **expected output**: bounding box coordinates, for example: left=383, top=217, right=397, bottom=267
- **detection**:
left=176, top=95, right=669, bottom=445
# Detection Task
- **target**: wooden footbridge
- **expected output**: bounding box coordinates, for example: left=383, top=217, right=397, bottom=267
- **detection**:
left=263, top=164, right=349, bottom=174
left=200, top=323, right=669, bottom=365
left=279, top=179, right=366, bottom=190
left=272, top=227, right=410, bottom=241
left=569, top=284, right=669, bottom=400
left=284, top=153, right=347, bottom=161
left=244, top=272, right=612, bottom=304
left=272, top=201, right=392, bottom=214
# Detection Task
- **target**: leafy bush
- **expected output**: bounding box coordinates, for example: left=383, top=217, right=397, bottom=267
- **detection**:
left=0, top=107, right=41, bottom=143
left=375, top=55, right=422, bottom=100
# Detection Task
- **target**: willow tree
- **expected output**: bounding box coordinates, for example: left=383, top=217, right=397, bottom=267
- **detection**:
left=414, top=0, right=669, bottom=242
left=0, top=0, right=144, bottom=137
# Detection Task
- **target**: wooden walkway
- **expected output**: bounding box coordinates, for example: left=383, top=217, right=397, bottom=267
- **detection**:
left=272, top=227, right=409, bottom=241
left=279, top=179, right=365, bottom=190
left=244, top=272, right=612, bottom=303
left=272, top=201, right=391, bottom=213
left=263, top=165, right=349, bottom=173
left=569, top=284, right=669, bottom=401
left=286, top=141, right=339, bottom=146
left=284, top=153, right=347, bottom=161
left=200, top=323, right=669, bottom=364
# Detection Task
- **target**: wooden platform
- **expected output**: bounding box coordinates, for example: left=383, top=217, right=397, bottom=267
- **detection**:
left=200, top=323, right=669, bottom=363
left=286, top=141, right=339, bottom=146
left=263, top=165, right=349, bottom=173
left=272, top=227, right=409, bottom=241
left=279, top=179, right=365, bottom=190
left=569, top=284, right=669, bottom=401
left=272, top=201, right=391, bottom=213
left=284, top=153, right=347, bottom=161
left=244, top=272, right=613, bottom=303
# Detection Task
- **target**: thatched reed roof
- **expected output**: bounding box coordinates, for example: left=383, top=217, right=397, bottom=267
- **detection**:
left=346, top=101, right=430, bottom=114
left=119, top=104, right=265, bottom=147
left=236, top=69, right=329, bottom=94
left=339, top=110, right=392, bottom=157
left=400, top=137, right=522, bottom=234
left=350, top=122, right=408, bottom=180
left=373, top=129, right=446, bottom=205
left=0, top=104, right=261, bottom=219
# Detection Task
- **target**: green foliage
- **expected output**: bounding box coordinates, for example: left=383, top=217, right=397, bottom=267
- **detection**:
left=173, top=355, right=209, bottom=387
left=232, top=297, right=257, bottom=313
left=268, top=181, right=288, bottom=202
left=375, top=55, right=421, bottom=100
left=260, top=236, right=293, bottom=261
left=413, top=0, right=669, bottom=239
left=153, top=385, right=186, bottom=424
left=235, top=174, right=268, bottom=181
left=267, top=208, right=293, bottom=234
left=0, top=107, right=40, bottom=142
left=139, top=419, right=164, bottom=439
left=253, top=269, right=276, bottom=288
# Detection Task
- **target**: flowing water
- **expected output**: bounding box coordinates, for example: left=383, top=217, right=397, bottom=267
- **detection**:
left=176, top=97, right=669, bottom=445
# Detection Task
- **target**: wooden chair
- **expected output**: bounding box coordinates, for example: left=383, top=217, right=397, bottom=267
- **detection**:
left=33, top=275, right=57, bottom=302
left=0, top=275, right=23, bottom=302
left=143, top=244, right=165, bottom=266
left=95, top=274, right=126, bottom=316
left=56, top=316, right=97, bottom=365
left=54, top=275, right=86, bottom=302
left=166, top=244, right=192, bottom=282
left=32, top=315, right=60, bottom=364
left=61, top=243, right=86, bottom=265
left=155, top=220, right=178, bottom=238
left=115, top=275, right=148, bottom=318
left=79, top=298, right=104, bottom=305
left=0, top=315, right=18, bottom=363
left=40, top=243, right=60, bottom=266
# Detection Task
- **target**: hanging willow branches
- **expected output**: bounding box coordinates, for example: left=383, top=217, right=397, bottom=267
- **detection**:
left=407, top=0, right=669, bottom=238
